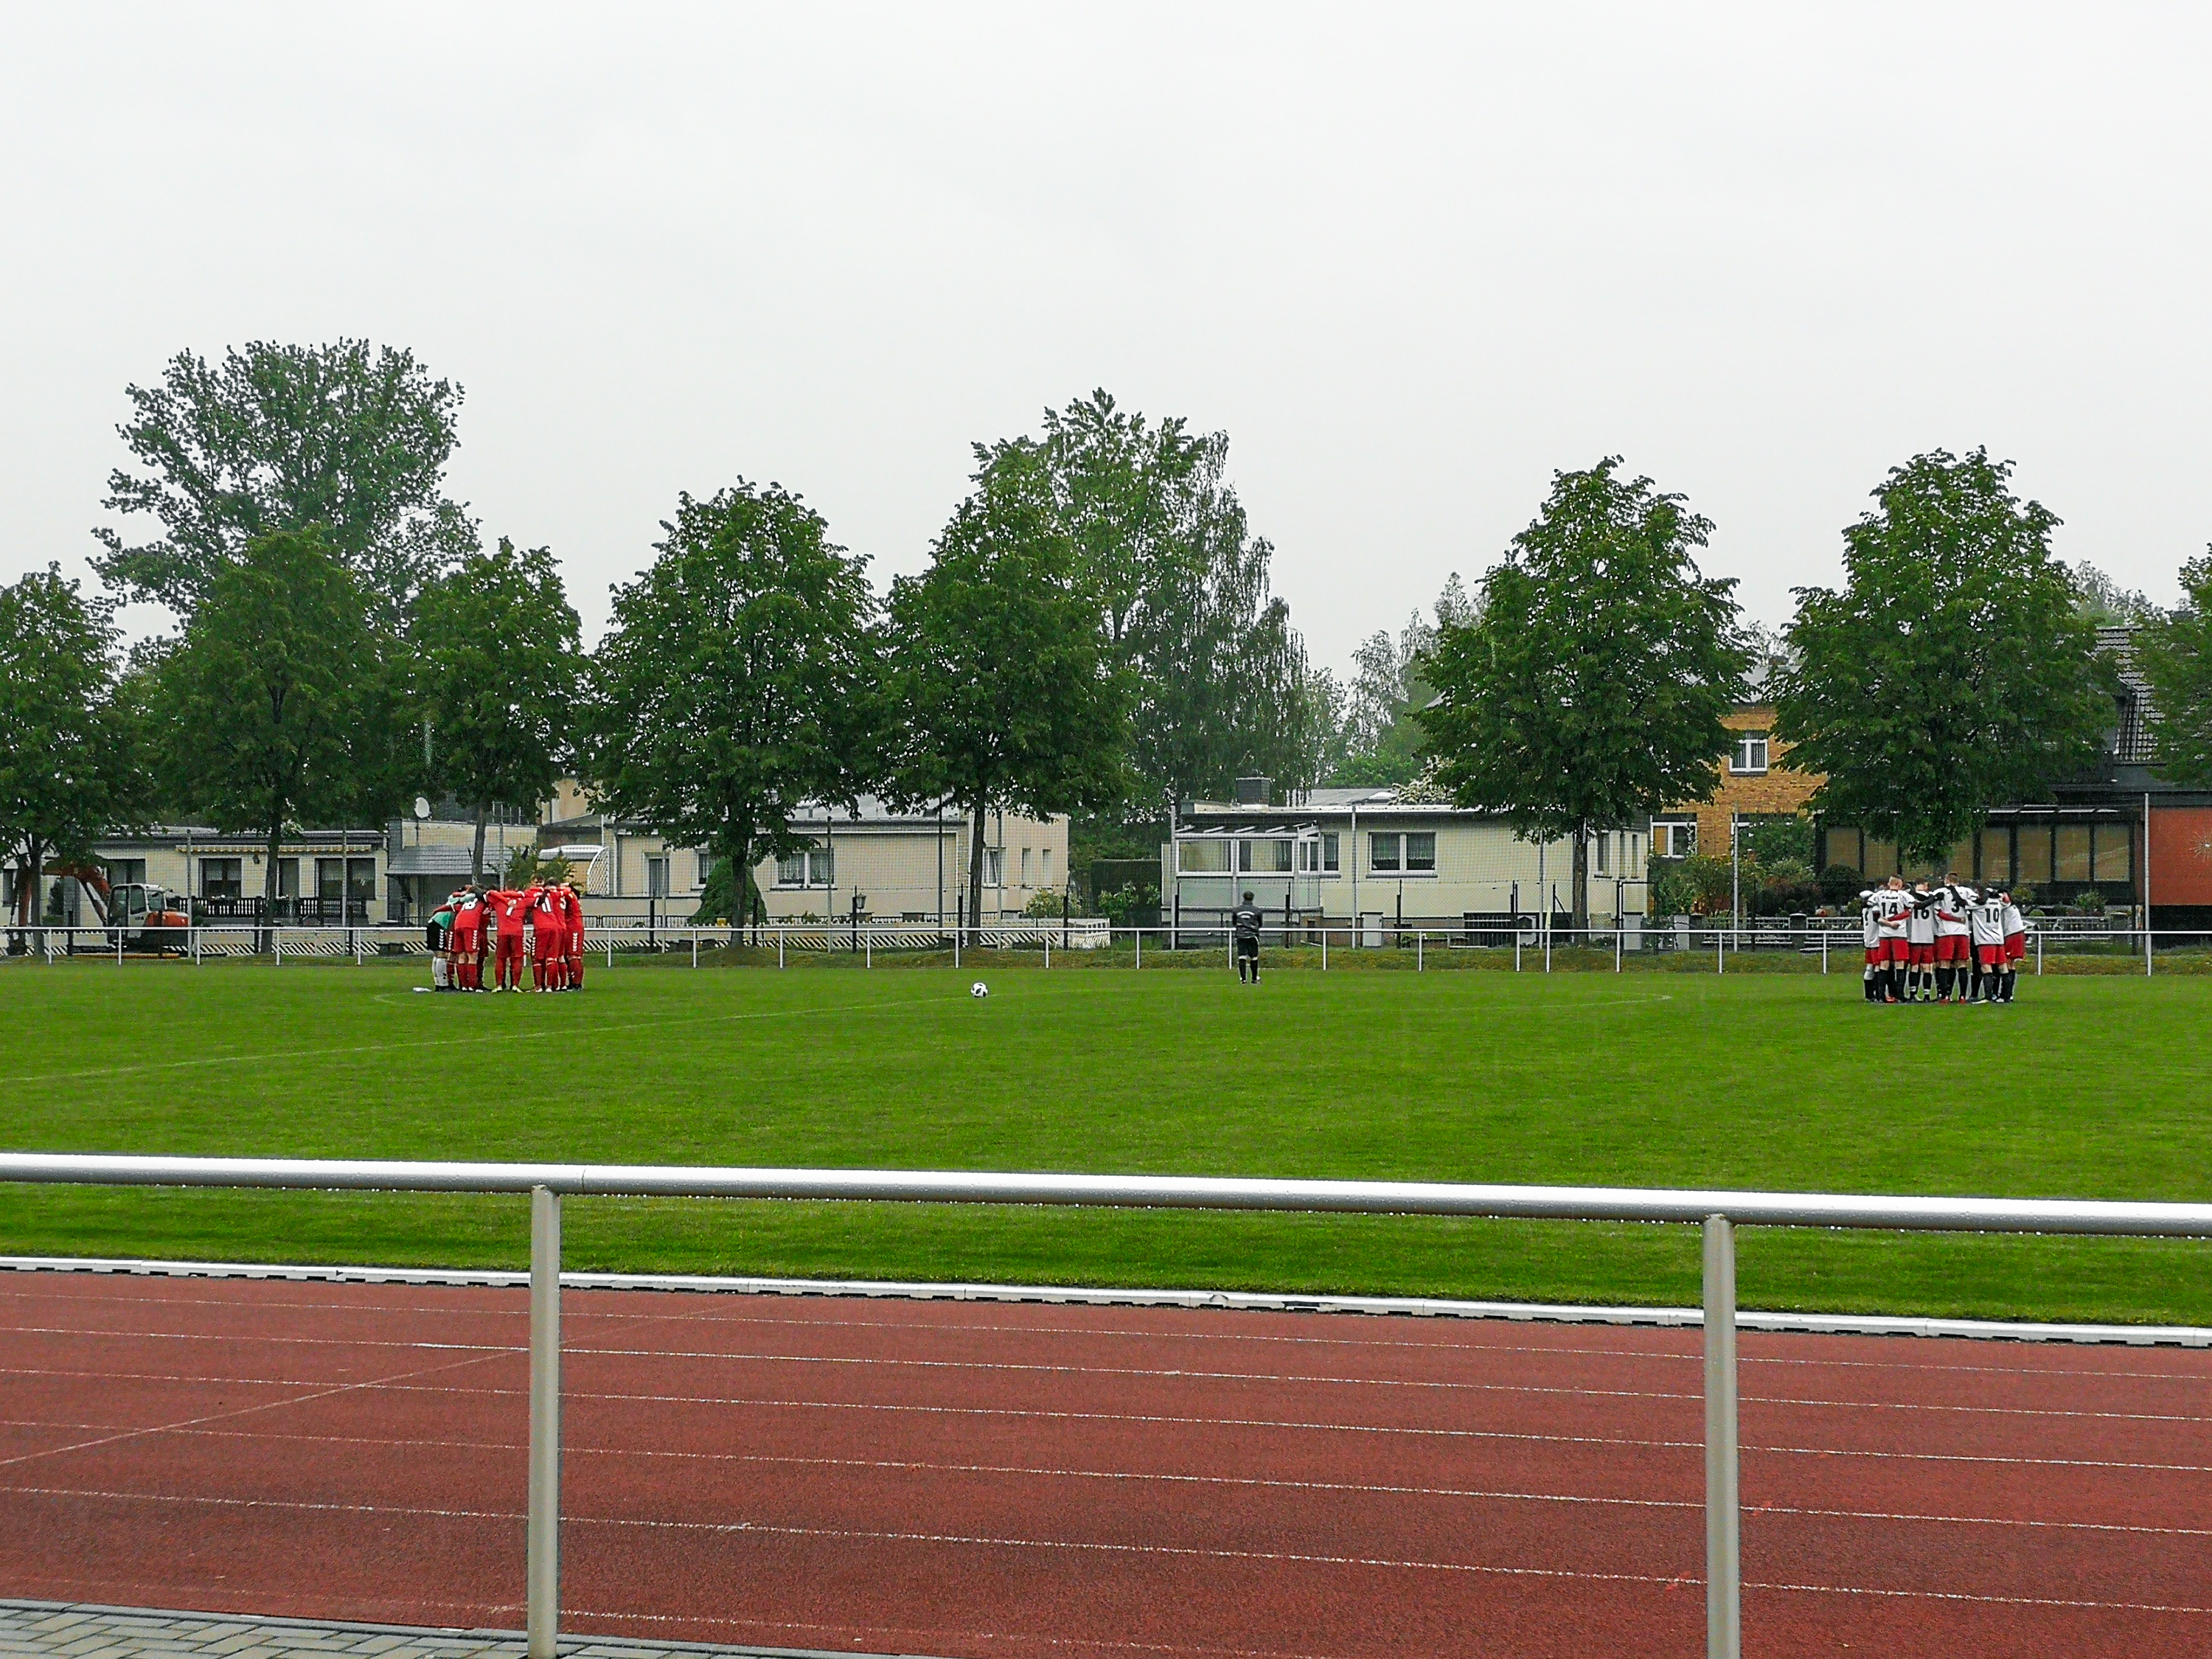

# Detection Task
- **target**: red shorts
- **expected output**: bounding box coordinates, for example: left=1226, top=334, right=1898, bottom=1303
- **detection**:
left=2004, top=933, right=2025, bottom=963
left=1874, top=937, right=1909, bottom=963
left=1934, top=935, right=1969, bottom=963
left=1908, top=942, right=1935, bottom=966
left=1976, top=943, right=2006, bottom=968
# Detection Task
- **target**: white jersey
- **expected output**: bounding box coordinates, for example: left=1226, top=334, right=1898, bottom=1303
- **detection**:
left=1861, top=902, right=1880, bottom=948
left=1934, top=886, right=1974, bottom=939
left=1905, top=891, right=1938, bottom=945
left=1864, top=888, right=1914, bottom=939
left=2001, top=902, right=2025, bottom=939
left=1969, top=896, right=2008, bottom=947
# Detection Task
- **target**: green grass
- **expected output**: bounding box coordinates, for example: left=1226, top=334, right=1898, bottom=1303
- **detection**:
left=1, top=953, right=2207, bottom=1324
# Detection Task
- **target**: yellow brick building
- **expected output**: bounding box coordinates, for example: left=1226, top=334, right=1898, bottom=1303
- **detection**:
left=1649, top=703, right=1820, bottom=859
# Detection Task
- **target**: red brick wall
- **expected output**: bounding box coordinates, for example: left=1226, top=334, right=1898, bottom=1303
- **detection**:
left=2149, top=808, right=2212, bottom=905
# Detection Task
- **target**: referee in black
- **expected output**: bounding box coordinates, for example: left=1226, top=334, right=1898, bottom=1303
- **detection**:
left=1231, top=889, right=1265, bottom=984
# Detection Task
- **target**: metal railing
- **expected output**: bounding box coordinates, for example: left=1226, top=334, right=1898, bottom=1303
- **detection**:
left=8, top=920, right=2209, bottom=975
left=2, top=1152, right=2208, bottom=1659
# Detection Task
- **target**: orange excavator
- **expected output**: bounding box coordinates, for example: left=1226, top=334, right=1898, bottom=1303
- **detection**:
left=30, top=863, right=192, bottom=953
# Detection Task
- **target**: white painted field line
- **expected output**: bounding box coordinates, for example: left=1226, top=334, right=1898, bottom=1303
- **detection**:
left=6, top=1255, right=2207, bottom=1347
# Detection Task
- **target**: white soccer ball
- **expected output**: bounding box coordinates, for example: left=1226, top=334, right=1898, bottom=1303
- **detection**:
left=970, top=981, right=990, bottom=998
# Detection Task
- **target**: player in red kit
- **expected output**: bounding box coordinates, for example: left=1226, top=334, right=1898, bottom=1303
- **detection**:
left=488, top=886, right=529, bottom=992
left=557, top=883, right=585, bottom=990
left=450, top=886, right=487, bottom=991
left=529, top=883, right=566, bottom=991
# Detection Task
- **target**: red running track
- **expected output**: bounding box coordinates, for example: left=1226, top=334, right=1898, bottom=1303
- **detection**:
left=1, top=1272, right=2207, bottom=1658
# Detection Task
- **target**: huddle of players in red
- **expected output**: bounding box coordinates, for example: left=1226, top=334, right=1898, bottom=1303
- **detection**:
left=1858, top=874, right=2025, bottom=1004
left=431, top=882, right=586, bottom=993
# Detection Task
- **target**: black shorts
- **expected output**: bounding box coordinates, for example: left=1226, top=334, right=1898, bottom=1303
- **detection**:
left=1234, top=936, right=1259, bottom=959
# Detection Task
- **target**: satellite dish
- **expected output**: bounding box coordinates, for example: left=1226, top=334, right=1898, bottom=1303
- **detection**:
left=414, top=796, right=432, bottom=820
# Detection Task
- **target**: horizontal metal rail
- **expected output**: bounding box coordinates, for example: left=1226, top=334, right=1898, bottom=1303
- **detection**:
left=4, top=1152, right=2207, bottom=1659
left=4, top=1155, right=2210, bottom=1236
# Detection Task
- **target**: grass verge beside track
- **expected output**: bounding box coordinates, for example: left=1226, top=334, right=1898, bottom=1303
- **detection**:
left=1, top=956, right=2206, bottom=1324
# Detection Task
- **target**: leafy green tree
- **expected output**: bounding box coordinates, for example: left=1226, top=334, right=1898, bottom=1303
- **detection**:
left=412, top=538, right=582, bottom=882
left=2135, top=552, right=2212, bottom=787
left=152, top=529, right=405, bottom=925
left=0, top=568, right=136, bottom=937
left=96, top=340, right=473, bottom=626
left=1033, top=392, right=1313, bottom=806
left=1420, top=459, right=1751, bottom=928
left=1773, top=450, right=2120, bottom=861
left=580, top=481, right=881, bottom=928
left=1330, top=574, right=1476, bottom=786
left=887, top=442, right=1130, bottom=928
left=2072, top=560, right=2163, bottom=627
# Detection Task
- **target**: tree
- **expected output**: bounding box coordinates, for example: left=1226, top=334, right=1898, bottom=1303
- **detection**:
left=2135, top=552, right=2212, bottom=787
left=887, top=442, right=1130, bottom=928
left=0, top=568, right=136, bottom=940
left=1033, top=392, right=1314, bottom=807
left=1329, top=574, right=1477, bottom=786
left=1420, top=459, right=1751, bottom=928
left=412, top=539, right=582, bottom=883
left=96, top=340, right=473, bottom=626
left=2073, top=560, right=2163, bottom=627
left=152, top=529, right=403, bottom=928
left=1772, top=449, right=2121, bottom=862
left=580, top=481, right=880, bottom=930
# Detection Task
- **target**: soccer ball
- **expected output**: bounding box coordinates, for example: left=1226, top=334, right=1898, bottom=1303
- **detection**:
left=970, top=981, right=990, bottom=998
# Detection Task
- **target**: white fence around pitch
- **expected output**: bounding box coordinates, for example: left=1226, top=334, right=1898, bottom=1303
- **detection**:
left=3, top=1152, right=2208, bottom=1659
left=6, top=919, right=2207, bottom=976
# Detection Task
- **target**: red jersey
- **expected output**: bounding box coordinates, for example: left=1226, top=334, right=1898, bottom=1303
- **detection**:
left=490, top=889, right=529, bottom=936
left=557, top=885, right=583, bottom=934
left=451, top=896, right=485, bottom=940
left=530, top=886, right=565, bottom=945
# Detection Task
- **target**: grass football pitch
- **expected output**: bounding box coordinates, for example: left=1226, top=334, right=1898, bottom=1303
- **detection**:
left=2, top=953, right=2208, bottom=1325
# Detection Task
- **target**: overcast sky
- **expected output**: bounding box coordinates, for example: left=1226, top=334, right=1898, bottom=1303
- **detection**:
left=5, top=4, right=2208, bottom=673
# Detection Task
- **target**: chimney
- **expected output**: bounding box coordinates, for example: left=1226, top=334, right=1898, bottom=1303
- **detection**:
left=1234, top=776, right=1273, bottom=807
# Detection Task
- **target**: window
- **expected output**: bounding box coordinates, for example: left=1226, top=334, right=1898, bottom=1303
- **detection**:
left=1020, top=847, right=1032, bottom=884
left=1405, top=832, right=1436, bottom=873
left=1731, top=733, right=1770, bottom=774
left=1596, top=834, right=1608, bottom=873
left=1040, top=848, right=1052, bottom=883
left=2055, top=824, right=2093, bottom=883
left=1652, top=821, right=1696, bottom=859
left=696, top=849, right=714, bottom=888
left=200, top=858, right=243, bottom=902
left=646, top=856, right=670, bottom=898
left=2092, top=823, right=2132, bottom=886
left=348, top=858, right=376, bottom=904
left=1242, top=838, right=1294, bottom=873
left=1369, top=832, right=1400, bottom=873
left=276, top=858, right=300, bottom=899
left=985, top=847, right=1004, bottom=886
left=105, top=858, right=147, bottom=888
left=317, top=858, right=347, bottom=901
left=774, top=847, right=834, bottom=888
left=1978, top=828, right=2011, bottom=884
left=1321, top=832, right=1339, bottom=873
left=1177, top=840, right=1230, bottom=873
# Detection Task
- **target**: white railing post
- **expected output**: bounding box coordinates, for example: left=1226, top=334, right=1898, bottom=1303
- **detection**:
left=1135, top=927, right=1141, bottom=970
left=778, top=926, right=786, bottom=970
left=1320, top=926, right=1326, bottom=971
left=1416, top=930, right=1423, bottom=972
left=692, top=932, right=698, bottom=969
left=1822, top=930, right=1828, bottom=974
left=2037, top=931, right=2043, bottom=976
left=528, top=1184, right=562, bottom=1658
left=1703, top=1213, right=1742, bottom=1659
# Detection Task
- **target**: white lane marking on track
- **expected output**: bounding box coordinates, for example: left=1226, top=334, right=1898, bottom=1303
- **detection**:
left=35, top=1430, right=2205, bottom=1539
left=0, top=1349, right=505, bottom=1472
left=38, top=1418, right=2212, bottom=1478
left=35, top=1325, right=2209, bottom=1413
left=15, top=1286, right=2209, bottom=1388
left=15, top=1487, right=2203, bottom=1615
left=563, top=1607, right=1344, bottom=1659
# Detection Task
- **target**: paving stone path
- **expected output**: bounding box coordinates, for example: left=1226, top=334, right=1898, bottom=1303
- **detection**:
left=0, top=1604, right=910, bottom=1659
